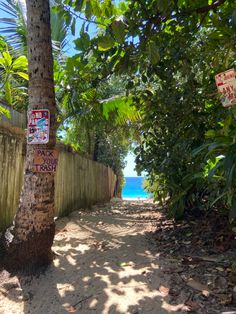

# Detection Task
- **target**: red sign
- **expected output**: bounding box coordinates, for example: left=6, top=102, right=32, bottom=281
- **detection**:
left=215, top=69, right=236, bottom=107
left=33, top=149, right=58, bottom=173
left=27, top=109, right=50, bottom=144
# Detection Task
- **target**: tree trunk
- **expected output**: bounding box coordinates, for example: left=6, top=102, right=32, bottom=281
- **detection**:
left=1, top=0, right=57, bottom=274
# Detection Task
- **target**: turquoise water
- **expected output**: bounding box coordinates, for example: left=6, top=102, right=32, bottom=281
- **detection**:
left=122, top=177, right=151, bottom=199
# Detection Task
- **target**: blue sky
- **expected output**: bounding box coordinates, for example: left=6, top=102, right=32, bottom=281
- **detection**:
left=123, top=152, right=144, bottom=177
left=123, top=152, right=137, bottom=177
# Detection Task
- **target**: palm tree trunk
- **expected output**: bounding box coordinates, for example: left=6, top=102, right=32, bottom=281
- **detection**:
left=1, top=0, right=57, bottom=273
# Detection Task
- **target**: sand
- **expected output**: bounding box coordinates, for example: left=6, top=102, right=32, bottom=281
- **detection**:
left=0, top=200, right=186, bottom=314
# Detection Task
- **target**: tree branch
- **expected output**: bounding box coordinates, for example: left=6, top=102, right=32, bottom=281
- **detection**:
left=195, top=0, right=226, bottom=14
left=63, top=5, right=107, bottom=28
left=147, top=0, right=226, bottom=29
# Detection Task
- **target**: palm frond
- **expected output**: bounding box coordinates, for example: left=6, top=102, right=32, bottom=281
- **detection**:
left=0, top=0, right=70, bottom=55
left=101, top=95, right=140, bottom=125
left=0, top=0, right=27, bottom=55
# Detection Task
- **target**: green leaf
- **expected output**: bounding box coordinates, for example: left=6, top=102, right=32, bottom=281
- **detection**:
left=64, top=11, right=72, bottom=27
left=74, top=0, right=85, bottom=11
left=85, top=1, right=92, bottom=19
left=102, top=96, right=140, bottom=124
left=97, top=34, right=115, bottom=51
left=232, top=10, right=236, bottom=32
left=205, top=130, right=216, bottom=138
left=71, top=18, right=76, bottom=36
left=16, top=71, right=28, bottom=80
left=111, top=19, right=126, bottom=43
left=74, top=32, right=90, bottom=51
left=0, top=106, right=10, bottom=119
left=51, top=4, right=64, bottom=14
left=229, top=197, right=236, bottom=219
left=2, top=51, right=12, bottom=67
left=64, top=0, right=73, bottom=5
left=0, top=37, right=6, bottom=50
left=12, top=55, right=28, bottom=70
left=147, top=41, right=160, bottom=65
left=91, top=0, right=102, bottom=16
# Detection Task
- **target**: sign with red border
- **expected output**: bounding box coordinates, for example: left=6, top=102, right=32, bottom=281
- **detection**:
left=27, top=109, right=50, bottom=144
left=215, top=69, right=236, bottom=107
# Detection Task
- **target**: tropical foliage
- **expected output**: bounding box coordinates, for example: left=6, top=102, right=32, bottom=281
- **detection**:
left=0, top=35, right=28, bottom=116
left=0, top=0, right=138, bottom=186
left=0, top=0, right=70, bottom=54
left=2, top=0, right=236, bottom=220
left=52, top=0, right=236, bottom=219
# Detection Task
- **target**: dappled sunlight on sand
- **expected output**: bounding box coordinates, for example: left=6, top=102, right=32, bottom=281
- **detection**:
left=0, top=201, right=188, bottom=314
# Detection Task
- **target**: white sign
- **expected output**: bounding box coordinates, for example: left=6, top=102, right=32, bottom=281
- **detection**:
left=27, top=109, right=50, bottom=144
left=215, top=69, right=236, bottom=107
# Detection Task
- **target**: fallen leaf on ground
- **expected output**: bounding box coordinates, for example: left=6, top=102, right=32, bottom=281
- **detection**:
left=200, top=256, right=223, bottom=263
left=214, top=276, right=228, bottom=290
left=184, top=300, right=199, bottom=312
left=218, top=293, right=233, bottom=305
left=229, top=274, right=236, bottom=285
left=186, top=278, right=211, bottom=297
left=117, top=261, right=134, bottom=267
left=0, top=288, right=7, bottom=297
left=182, top=256, right=201, bottom=265
left=183, top=241, right=191, bottom=245
left=159, top=285, right=170, bottom=296
left=66, top=306, right=76, bottom=312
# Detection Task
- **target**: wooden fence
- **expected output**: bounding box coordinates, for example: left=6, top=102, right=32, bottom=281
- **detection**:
left=0, top=102, right=27, bottom=130
left=0, top=121, right=116, bottom=231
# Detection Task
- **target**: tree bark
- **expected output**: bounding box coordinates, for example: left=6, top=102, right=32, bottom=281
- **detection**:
left=0, top=0, right=57, bottom=274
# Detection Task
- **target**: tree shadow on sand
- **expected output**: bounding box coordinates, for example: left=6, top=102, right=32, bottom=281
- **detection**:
left=0, top=202, right=188, bottom=314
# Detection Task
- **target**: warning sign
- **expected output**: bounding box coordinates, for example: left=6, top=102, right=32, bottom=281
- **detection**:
left=215, top=69, right=236, bottom=107
left=27, top=109, right=50, bottom=144
left=33, top=149, right=58, bottom=173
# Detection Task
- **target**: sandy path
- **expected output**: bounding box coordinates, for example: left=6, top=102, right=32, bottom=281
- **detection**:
left=0, top=200, right=186, bottom=314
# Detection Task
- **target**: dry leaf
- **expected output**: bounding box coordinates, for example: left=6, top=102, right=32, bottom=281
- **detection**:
left=184, top=300, right=199, bottom=312
left=186, top=278, right=211, bottom=297
left=159, top=285, right=170, bottom=296
left=189, top=265, right=197, bottom=269
left=229, top=274, right=236, bottom=285
left=183, top=241, right=191, bottom=245
left=200, top=256, right=222, bottom=263
left=67, top=306, right=76, bottom=312
left=182, top=256, right=201, bottom=265
left=219, top=293, right=233, bottom=305
left=214, top=276, right=228, bottom=289
left=118, top=261, right=134, bottom=267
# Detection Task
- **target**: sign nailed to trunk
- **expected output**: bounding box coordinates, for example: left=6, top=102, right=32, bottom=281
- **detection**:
left=33, top=149, right=58, bottom=172
left=27, top=109, right=50, bottom=144
left=215, top=69, right=236, bottom=107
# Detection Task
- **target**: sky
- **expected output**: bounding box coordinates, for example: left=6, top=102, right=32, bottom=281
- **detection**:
left=123, top=152, right=141, bottom=177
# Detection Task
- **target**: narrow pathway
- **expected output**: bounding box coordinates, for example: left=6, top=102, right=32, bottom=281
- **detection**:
left=0, top=200, right=187, bottom=314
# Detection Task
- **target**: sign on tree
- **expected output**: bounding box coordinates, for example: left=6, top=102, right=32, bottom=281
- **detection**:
left=215, top=69, right=236, bottom=107
left=27, top=109, right=50, bottom=144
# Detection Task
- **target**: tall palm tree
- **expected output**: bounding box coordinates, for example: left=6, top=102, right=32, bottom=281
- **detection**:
left=0, top=0, right=69, bottom=55
left=1, top=0, right=57, bottom=273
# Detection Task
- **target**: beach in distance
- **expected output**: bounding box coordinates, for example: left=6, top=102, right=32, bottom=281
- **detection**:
left=122, top=177, right=151, bottom=199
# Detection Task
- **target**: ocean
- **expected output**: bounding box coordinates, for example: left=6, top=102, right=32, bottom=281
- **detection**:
left=122, top=177, right=151, bottom=199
